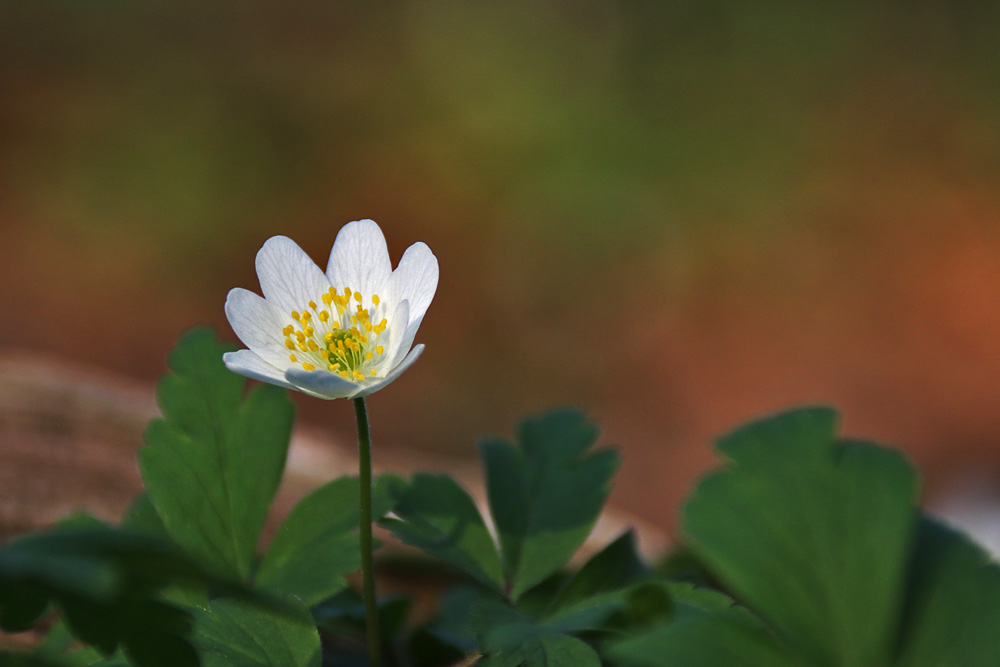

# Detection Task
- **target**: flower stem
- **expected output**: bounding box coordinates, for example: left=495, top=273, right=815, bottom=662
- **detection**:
left=353, top=396, right=380, bottom=666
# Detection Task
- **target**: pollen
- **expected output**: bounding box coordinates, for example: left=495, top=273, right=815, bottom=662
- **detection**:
left=281, top=285, right=392, bottom=384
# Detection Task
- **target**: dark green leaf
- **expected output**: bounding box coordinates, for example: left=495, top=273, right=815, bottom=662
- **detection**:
left=895, top=517, right=1000, bottom=667
left=605, top=610, right=800, bottom=667
left=138, top=328, right=294, bottom=581
left=473, top=599, right=601, bottom=667
left=683, top=407, right=918, bottom=666
left=256, top=475, right=399, bottom=606
left=192, top=597, right=321, bottom=667
left=481, top=409, right=619, bottom=599
left=382, top=474, right=504, bottom=593
left=550, top=531, right=647, bottom=613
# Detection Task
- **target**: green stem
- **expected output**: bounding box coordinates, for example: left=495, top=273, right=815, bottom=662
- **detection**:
left=353, top=396, right=380, bottom=667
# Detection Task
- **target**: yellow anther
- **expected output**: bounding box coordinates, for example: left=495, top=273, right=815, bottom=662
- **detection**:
left=329, top=286, right=337, bottom=295
left=372, top=294, right=380, bottom=305
left=337, top=340, right=345, bottom=351
left=282, top=325, right=294, bottom=336
left=353, top=369, right=364, bottom=379
left=308, top=301, right=317, bottom=310
left=324, top=332, right=334, bottom=342
left=285, top=339, right=295, bottom=350
left=295, top=331, right=305, bottom=342
left=340, top=371, right=348, bottom=379
left=354, top=291, right=362, bottom=302
left=298, top=343, right=308, bottom=352
left=322, top=293, right=333, bottom=306
left=365, top=322, right=373, bottom=332
left=318, top=310, right=329, bottom=322
left=351, top=316, right=358, bottom=326
left=301, top=311, right=312, bottom=321
left=365, top=352, right=373, bottom=360
left=331, top=321, right=340, bottom=329
left=371, top=369, right=377, bottom=376
left=291, top=311, right=300, bottom=321
left=304, top=326, right=314, bottom=336
left=331, top=363, right=341, bottom=370
left=343, top=286, right=351, bottom=296
left=289, top=354, right=297, bottom=362
left=320, top=350, right=329, bottom=360
left=302, top=362, right=316, bottom=371
left=376, top=345, right=384, bottom=354
left=307, top=340, right=319, bottom=351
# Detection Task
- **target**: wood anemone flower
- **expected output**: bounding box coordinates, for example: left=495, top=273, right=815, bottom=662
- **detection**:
left=223, top=219, right=438, bottom=399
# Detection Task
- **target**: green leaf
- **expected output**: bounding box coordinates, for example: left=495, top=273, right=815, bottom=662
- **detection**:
left=382, top=474, right=504, bottom=593
left=256, top=475, right=400, bottom=606
left=473, top=600, right=601, bottom=667
left=481, top=409, right=619, bottom=599
left=683, top=407, right=918, bottom=667
left=550, top=531, right=647, bottom=613
left=605, top=609, right=800, bottom=667
left=894, top=517, right=1000, bottom=667
left=138, top=328, right=294, bottom=581
left=191, top=597, right=321, bottom=667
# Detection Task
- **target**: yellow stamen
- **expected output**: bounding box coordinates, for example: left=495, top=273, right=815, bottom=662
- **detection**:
left=371, top=369, right=377, bottom=376
left=354, top=291, right=362, bottom=302
left=308, top=300, right=317, bottom=310
left=307, top=340, right=319, bottom=351
left=376, top=345, right=383, bottom=354
left=324, top=332, right=334, bottom=342
left=298, top=343, right=308, bottom=352
left=282, top=325, right=294, bottom=336
left=285, top=339, right=295, bottom=350
left=302, top=362, right=316, bottom=371
left=372, top=294, right=380, bottom=305
left=365, top=352, right=373, bottom=360
left=322, top=293, right=333, bottom=306
left=304, top=326, right=314, bottom=336
left=289, top=354, right=297, bottom=362
left=318, top=310, right=329, bottom=322
left=291, top=311, right=300, bottom=321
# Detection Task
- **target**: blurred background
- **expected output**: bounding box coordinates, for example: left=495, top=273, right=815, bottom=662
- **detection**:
left=2, top=0, right=1000, bottom=542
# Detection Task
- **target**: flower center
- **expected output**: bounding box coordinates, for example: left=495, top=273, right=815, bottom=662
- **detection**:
left=282, top=286, right=388, bottom=381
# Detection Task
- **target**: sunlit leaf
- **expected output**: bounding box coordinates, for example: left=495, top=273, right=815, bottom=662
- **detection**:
left=138, top=328, right=294, bottom=581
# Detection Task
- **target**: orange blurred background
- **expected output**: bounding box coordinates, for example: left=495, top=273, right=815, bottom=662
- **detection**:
left=3, top=1, right=1000, bottom=538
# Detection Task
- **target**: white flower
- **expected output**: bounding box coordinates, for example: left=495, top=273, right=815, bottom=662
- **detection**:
left=223, top=220, right=438, bottom=400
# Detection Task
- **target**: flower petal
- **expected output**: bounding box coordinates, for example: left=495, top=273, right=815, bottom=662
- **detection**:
left=255, top=236, right=330, bottom=317
left=223, top=350, right=295, bottom=390
left=381, top=298, right=411, bottom=371
left=326, top=220, right=392, bottom=300
left=386, top=241, right=438, bottom=325
left=284, top=366, right=362, bottom=400
left=224, top=288, right=292, bottom=368
left=354, top=344, right=425, bottom=398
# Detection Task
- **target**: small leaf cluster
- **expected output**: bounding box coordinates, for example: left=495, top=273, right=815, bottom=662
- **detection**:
left=1, top=329, right=999, bottom=666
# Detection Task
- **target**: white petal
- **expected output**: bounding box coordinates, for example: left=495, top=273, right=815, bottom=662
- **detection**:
left=223, top=350, right=295, bottom=390
left=326, top=220, right=392, bottom=300
left=382, top=298, right=411, bottom=371
left=386, top=242, right=438, bottom=324
left=255, top=236, right=330, bottom=317
left=284, top=367, right=361, bottom=400
left=353, top=345, right=425, bottom=398
left=224, top=288, right=291, bottom=368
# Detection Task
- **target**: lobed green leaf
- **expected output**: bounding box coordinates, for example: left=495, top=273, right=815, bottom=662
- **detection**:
left=138, top=328, right=294, bottom=582
left=481, top=409, right=619, bottom=599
